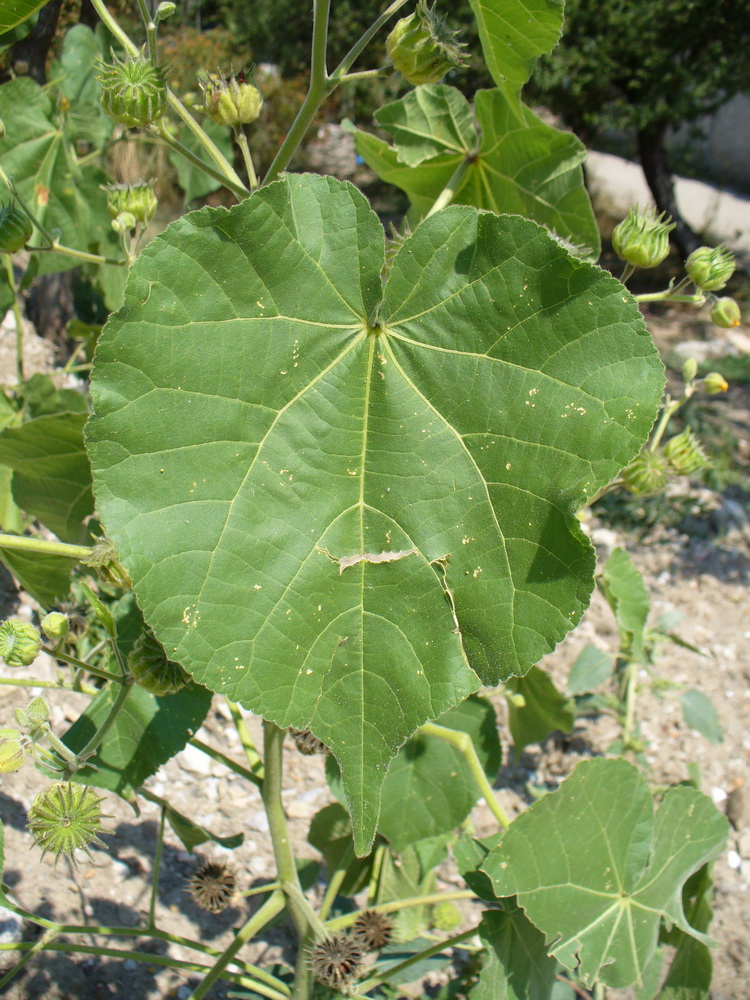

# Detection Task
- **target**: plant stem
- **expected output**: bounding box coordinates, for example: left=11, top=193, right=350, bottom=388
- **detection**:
left=634, top=290, right=705, bottom=304
left=0, top=927, right=59, bottom=991
left=25, top=242, right=127, bottom=267
left=189, top=736, right=264, bottom=787
left=325, top=890, right=477, bottom=932
left=188, top=890, right=287, bottom=1000
left=622, top=659, right=640, bottom=750
left=42, top=646, right=124, bottom=684
left=424, top=157, right=472, bottom=219
left=419, top=722, right=511, bottom=829
left=147, top=122, right=249, bottom=201
left=356, top=928, right=477, bottom=992
left=263, top=0, right=332, bottom=185
left=239, top=880, right=282, bottom=898
left=329, top=0, right=411, bottom=81
left=227, top=699, right=264, bottom=778
left=148, top=801, right=167, bottom=929
left=0, top=676, right=96, bottom=694
left=235, top=129, right=258, bottom=190
left=0, top=532, right=92, bottom=560
left=647, top=392, right=689, bottom=452
left=620, top=263, right=635, bottom=284
left=66, top=676, right=132, bottom=769
left=135, top=0, right=157, bottom=60
left=3, top=256, right=24, bottom=383
left=318, top=841, right=353, bottom=921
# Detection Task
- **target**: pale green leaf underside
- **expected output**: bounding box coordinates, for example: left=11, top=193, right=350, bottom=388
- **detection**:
left=468, top=0, right=564, bottom=95
left=482, top=758, right=729, bottom=988
left=87, top=174, right=662, bottom=851
left=348, top=88, right=600, bottom=255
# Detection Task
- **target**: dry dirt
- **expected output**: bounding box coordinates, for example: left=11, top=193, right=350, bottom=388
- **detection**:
left=0, top=306, right=747, bottom=1000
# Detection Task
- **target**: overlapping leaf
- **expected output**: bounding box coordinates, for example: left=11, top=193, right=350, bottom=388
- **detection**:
left=0, top=0, right=49, bottom=34
left=87, top=173, right=663, bottom=851
left=482, top=758, right=729, bottom=988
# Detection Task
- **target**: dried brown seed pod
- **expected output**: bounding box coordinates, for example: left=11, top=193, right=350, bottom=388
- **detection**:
left=309, top=933, right=363, bottom=988
left=351, top=909, right=393, bottom=951
left=289, top=728, right=328, bottom=755
left=187, top=859, right=237, bottom=913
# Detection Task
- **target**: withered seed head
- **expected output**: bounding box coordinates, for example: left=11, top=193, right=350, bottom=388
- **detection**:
left=289, top=728, right=329, bottom=755
left=187, top=859, right=237, bottom=913
left=351, top=909, right=393, bottom=951
left=309, top=933, right=363, bottom=988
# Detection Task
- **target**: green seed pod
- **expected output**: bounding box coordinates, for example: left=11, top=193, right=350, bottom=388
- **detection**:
left=28, top=782, right=108, bottom=865
left=663, top=428, right=710, bottom=475
left=0, top=202, right=33, bottom=253
left=681, top=357, right=698, bottom=384
left=621, top=451, right=669, bottom=496
left=200, top=69, right=263, bottom=128
left=0, top=618, right=42, bottom=667
left=128, top=628, right=188, bottom=696
left=710, top=296, right=741, bottom=329
left=386, top=0, right=467, bottom=86
left=431, top=901, right=462, bottom=931
left=685, top=245, right=736, bottom=291
left=111, top=211, right=137, bottom=234
left=0, top=728, right=28, bottom=773
left=41, top=611, right=70, bottom=641
left=155, top=1, right=176, bottom=22
left=611, top=206, right=675, bottom=269
left=702, top=371, right=729, bottom=394
left=97, top=49, right=169, bottom=128
left=103, top=181, right=157, bottom=224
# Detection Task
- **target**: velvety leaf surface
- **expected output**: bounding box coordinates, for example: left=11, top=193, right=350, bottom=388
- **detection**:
left=505, top=666, right=574, bottom=752
left=87, top=173, right=663, bottom=851
left=0, top=413, right=93, bottom=544
left=62, top=681, right=213, bottom=800
left=374, top=84, right=477, bottom=167
left=473, top=907, right=557, bottom=1000
left=346, top=89, right=599, bottom=254
left=482, top=758, right=729, bottom=988
left=468, top=0, right=563, bottom=96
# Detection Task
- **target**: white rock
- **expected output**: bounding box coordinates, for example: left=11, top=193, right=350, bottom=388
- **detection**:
left=727, top=849, right=742, bottom=870
left=176, top=742, right=212, bottom=776
left=0, top=905, right=23, bottom=945
left=177, top=987, right=192, bottom=1000
left=711, top=786, right=728, bottom=805
left=247, top=810, right=270, bottom=833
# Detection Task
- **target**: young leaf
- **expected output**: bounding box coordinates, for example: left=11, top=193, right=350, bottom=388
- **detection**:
left=307, top=802, right=375, bottom=896
left=505, top=666, right=574, bottom=752
left=567, top=643, right=614, bottom=695
left=87, top=173, right=663, bottom=853
left=59, top=682, right=213, bottom=799
left=0, top=413, right=94, bottom=545
left=680, top=689, right=723, bottom=744
left=454, top=830, right=502, bottom=901
left=482, top=758, right=729, bottom=988
left=374, top=84, right=478, bottom=168
left=601, top=547, right=650, bottom=660
left=472, top=906, right=557, bottom=1000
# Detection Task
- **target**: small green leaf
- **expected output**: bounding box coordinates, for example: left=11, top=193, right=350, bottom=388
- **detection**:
left=567, top=644, right=614, bottom=694
left=482, top=758, right=729, bottom=988
left=454, top=830, right=502, bottom=901
left=374, top=835, right=452, bottom=941
left=374, top=84, right=477, bottom=167
left=0, top=0, right=49, bottom=34
left=505, top=666, right=574, bottom=752
left=680, top=690, right=723, bottom=744
left=20, top=373, right=88, bottom=418
left=0, top=412, right=93, bottom=545
left=164, top=802, right=243, bottom=852
left=473, top=906, right=557, bottom=1000
left=62, top=681, right=213, bottom=799
left=79, top=581, right=116, bottom=640
left=601, top=548, right=649, bottom=659
left=307, top=803, right=375, bottom=896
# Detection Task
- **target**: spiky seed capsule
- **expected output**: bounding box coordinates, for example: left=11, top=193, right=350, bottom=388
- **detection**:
left=0, top=619, right=42, bottom=667
left=710, top=296, right=741, bottom=329
left=431, top=900, right=462, bottom=931
left=310, top=934, right=363, bottom=989
left=611, top=206, right=675, bottom=269
left=103, top=181, right=157, bottom=224
left=386, top=0, right=468, bottom=85
left=0, top=728, right=28, bottom=773
left=685, top=245, right=736, bottom=291
left=290, top=728, right=329, bottom=755
left=351, top=910, right=393, bottom=951
left=97, top=50, right=169, bottom=128
left=621, top=451, right=670, bottom=496
left=41, top=611, right=70, bottom=641
left=28, top=783, right=108, bottom=864
left=128, top=629, right=188, bottom=696
left=663, top=428, right=710, bottom=475
left=187, top=860, right=237, bottom=913
left=200, top=70, right=263, bottom=128
left=703, top=371, right=729, bottom=394
left=0, top=202, right=32, bottom=253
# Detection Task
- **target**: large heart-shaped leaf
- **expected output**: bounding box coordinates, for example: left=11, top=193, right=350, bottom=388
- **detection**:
left=87, top=173, right=663, bottom=851
left=482, top=758, right=729, bottom=988
left=346, top=87, right=599, bottom=254
left=473, top=907, right=557, bottom=1000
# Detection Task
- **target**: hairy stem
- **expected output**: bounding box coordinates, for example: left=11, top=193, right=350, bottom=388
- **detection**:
left=148, top=801, right=167, bottom=929
left=0, top=532, right=92, bottom=560
left=424, top=157, right=472, bottom=219
left=235, top=129, right=258, bottom=190
left=42, top=646, right=124, bottom=685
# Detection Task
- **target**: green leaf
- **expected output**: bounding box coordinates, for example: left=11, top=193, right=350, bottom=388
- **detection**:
left=0, top=544, right=75, bottom=607
left=374, top=84, right=478, bottom=167
left=0, top=77, right=112, bottom=275
left=468, top=0, right=564, bottom=96
left=164, top=802, right=243, bottom=852
left=482, top=758, right=729, bottom=988
left=80, top=581, right=116, bottom=641
left=169, top=118, right=234, bottom=203
left=374, top=937, right=453, bottom=986
left=601, top=547, right=649, bottom=659
left=567, top=643, right=614, bottom=694
left=656, top=865, right=714, bottom=999
left=505, top=666, right=574, bottom=752
left=346, top=89, right=599, bottom=254
left=454, top=830, right=503, bottom=901
left=87, top=173, right=663, bottom=853
left=52, top=24, right=113, bottom=149
left=473, top=906, right=557, bottom=1000
left=373, top=835, right=451, bottom=941
left=680, top=689, right=723, bottom=745
left=0, top=0, right=49, bottom=34
left=307, top=803, right=375, bottom=896
left=62, top=681, right=213, bottom=799
left=20, top=372, right=88, bottom=418
left=0, top=412, right=93, bottom=544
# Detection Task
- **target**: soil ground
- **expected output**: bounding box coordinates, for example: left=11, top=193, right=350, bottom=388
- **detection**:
left=0, top=243, right=748, bottom=1000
